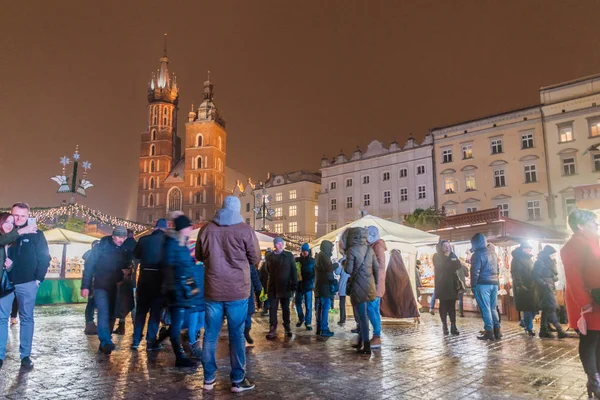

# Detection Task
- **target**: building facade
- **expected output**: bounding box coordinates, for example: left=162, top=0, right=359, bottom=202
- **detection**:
left=541, top=74, right=600, bottom=228
left=137, top=42, right=228, bottom=224
left=233, top=171, right=321, bottom=241
left=317, top=137, right=435, bottom=237
left=431, top=108, right=551, bottom=226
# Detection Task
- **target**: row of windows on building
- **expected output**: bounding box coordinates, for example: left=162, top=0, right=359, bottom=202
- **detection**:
left=266, top=205, right=319, bottom=218
left=445, top=200, right=544, bottom=221
left=330, top=186, right=427, bottom=210
left=329, top=166, right=426, bottom=191
left=444, top=165, right=537, bottom=193
left=440, top=132, right=534, bottom=164
left=557, top=119, right=600, bottom=143
left=269, top=221, right=319, bottom=234
left=142, top=189, right=223, bottom=210
left=150, top=105, right=173, bottom=127
left=143, top=159, right=170, bottom=173
left=268, top=190, right=298, bottom=202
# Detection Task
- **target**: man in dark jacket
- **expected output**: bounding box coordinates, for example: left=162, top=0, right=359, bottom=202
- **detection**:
left=81, top=226, right=130, bottom=355
left=533, top=245, right=567, bottom=338
left=7, top=203, right=50, bottom=370
left=131, top=219, right=167, bottom=350
left=83, top=240, right=100, bottom=335
left=470, top=233, right=501, bottom=341
left=265, top=237, right=298, bottom=340
left=294, top=243, right=315, bottom=331
left=113, top=230, right=136, bottom=335
left=314, top=240, right=338, bottom=337
left=511, top=241, right=538, bottom=337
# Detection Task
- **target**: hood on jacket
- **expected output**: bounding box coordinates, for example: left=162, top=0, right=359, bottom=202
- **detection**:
left=367, top=226, right=380, bottom=244
left=539, top=245, right=557, bottom=257
left=320, top=240, right=334, bottom=257
left=471, top=233, right=486, bottom=251
left=213, top=196, right=244, bottom=226
left=512, top=247, right=532, bottom=260
left=346, top=227, right=367, bottom=248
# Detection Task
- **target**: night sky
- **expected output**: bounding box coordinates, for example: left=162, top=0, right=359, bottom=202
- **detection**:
left=2, top=1, right=600, bottom=220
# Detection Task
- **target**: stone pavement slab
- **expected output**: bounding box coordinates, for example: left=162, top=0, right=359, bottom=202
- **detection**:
left=0, top=305, right=591, bottom=399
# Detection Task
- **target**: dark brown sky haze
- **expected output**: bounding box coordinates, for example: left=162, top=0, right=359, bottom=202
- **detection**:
left=2, top=1, right=600, bottom=220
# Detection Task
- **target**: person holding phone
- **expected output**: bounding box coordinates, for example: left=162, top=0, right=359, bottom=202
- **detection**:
left=6, top=203, right=50, bottom=370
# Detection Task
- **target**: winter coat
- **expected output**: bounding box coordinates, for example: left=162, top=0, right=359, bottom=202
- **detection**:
left=533, top=246, right=558, bottom=311
left=163, top=232, right=203, bottom=308
left=344, top=227, right=379, bottom=304
left=248, top=265, right=262, bottom=315
left=510, top=247, right=538, bottom=312
left=469, top=233, right=499, bottom=287
left=81, top=236, right=129, bottom=291
left=561, top=230, right=600, bottom=331
left=335, top=264, right=350, bottom=296
left=7, top=228, right=50, bottom=285
left=315, top=240, right=338, bottom=299
left=371, top=239, right=387, bottom=298
left=296, top=254, right=315, bottom=293
left=195, top=220, right=261, bottom=302
left=134, top=229, right=166, bottom=296
left=0, top=230, right=19, bottom=279
left=266, top=250, right=298, bottom=299
left=433, top=251, right=462, bottom=301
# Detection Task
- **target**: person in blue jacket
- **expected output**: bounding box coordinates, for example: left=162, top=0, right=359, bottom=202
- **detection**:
left=294, top=243, right=315, bottom=330
left=245, top=265, right=262, bottom=345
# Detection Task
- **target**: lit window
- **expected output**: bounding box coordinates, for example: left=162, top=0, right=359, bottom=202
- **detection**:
left=363, top=176, right=370, bottom=184
left=314, top=206, right=318, bottom=217
left=442, top=148, right=453, bottom=163
left=151, top=129, right=157, bottom=141
left=275, top=207, right=282, bottom=217
left=399, top=168, right=408, bottom=178
left=444, top=178, right=457, bottom=194
left=331, top=199, right=337, bottom=210
left=462, top=144, right=473, bottom=159
left=418, top=185, right=426, bottom=199
left=330, top=181, right=337, bottom=190
left=196, top=157, right=202, bottom=169
left=289, top=190, right=297, bottom=200
left=465, top=175, right=476, bottom=191
left=346, top=178, right=353, bottom=187
left=346, top=196, right=353, bottom=209
left=559, top=124, right=573, bottom=142
left=491, top=139, right=503, bottom=154
left=498, top=203, right=509, bottom=217
left=521, top=132, right=534, bottom=149
left=383, top=190, right=391, bottom=204
left=417, top=165, right=425, bottom=175
left=400, top=188, right=408, bottom=202
left=363, top=194, right=371, bottom=207
left=494, top=169, right=506, bottom=187
left=527, top=200, right=541, bottom=221
left=524, top=164, right=537, bottom=183
left=289, top=205, right=297, bottom=217
left=276, top=192, right=283, bottom=202
left=445, top=208, right=456, bottom=216
left=563, top=157, right=576, bottom=176
left=274, top=223, right=283, bottom=233
left=289, top=222, right=298, bottom=233
left=382, top=172, right=390, bottom=181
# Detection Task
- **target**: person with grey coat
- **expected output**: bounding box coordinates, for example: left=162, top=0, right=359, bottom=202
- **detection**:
left=533, top=245, right=567, bottom=339
left=343, top=227, right=378, bottom=354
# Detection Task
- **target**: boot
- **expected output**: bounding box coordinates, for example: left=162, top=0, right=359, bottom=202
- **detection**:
left=477, top=330, right=494, bottom=341
left=442, top=323, right=449, bottom=335
left=450, top=324, right=459, bottom=336
left=244, top=328, right=254, bottom=345
left=113, top=321, right=125, bottom=335
left=283, top=324, right=292, bottom=337
left=351, top=339, right=363, bottom=349
left=266, top=326, right=277, bottom=340
left=539, top=330, right=555, bottom=339
left=190, top=341, right=202, bottom=360
left=84, top=322, right=97, bottom=335
left=493, top=327, right=502, bottom=340
left=359, top=341, right=371, bottom=355
left=295, top=320, right=304, bottom=328
left=172, top=343, right=197, bottom=368
left=588, top=373, right=600, bottom=398
left=525, top=329, right=536, bottom=337
left=157, top=326, right=169, bottom=344
left=556, top=327, right=569, bottom=339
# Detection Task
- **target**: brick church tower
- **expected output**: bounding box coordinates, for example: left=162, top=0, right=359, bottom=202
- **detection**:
left=137, top=37, right=227, bottom=224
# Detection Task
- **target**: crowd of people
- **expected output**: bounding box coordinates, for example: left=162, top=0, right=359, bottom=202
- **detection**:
left=2, top=199, right=600, bottom=396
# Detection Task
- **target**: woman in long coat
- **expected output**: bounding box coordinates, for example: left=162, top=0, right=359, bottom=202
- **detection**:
left=510, top=242, right=538, bottom=336
left=533, top=245, right=566, bottom=339
left=433, top=240, right=462, bottom=336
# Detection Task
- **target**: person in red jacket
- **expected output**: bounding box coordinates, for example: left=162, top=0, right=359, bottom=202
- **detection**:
left=561, top=209, right=600, bottom=398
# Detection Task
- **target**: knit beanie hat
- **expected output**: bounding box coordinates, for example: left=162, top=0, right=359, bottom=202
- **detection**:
left=113, top=226, right=127, bottom=237
left=301, top=243, right=310, bottom=252
left=155, top=218, right=168, bottom=229
left=174, top=215, right=192, bottom=231
left=274, top=237, right=284, bottom=245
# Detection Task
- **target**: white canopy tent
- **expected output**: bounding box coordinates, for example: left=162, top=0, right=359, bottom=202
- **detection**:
left=189, top=227, right=275, bottom=251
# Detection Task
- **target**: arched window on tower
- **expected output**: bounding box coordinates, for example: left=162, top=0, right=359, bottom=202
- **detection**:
left=151, top=129, right=157, bottom=141
left=197, top=135, right=203, bottom=147
left=150, top=145, right=155, bottom=156
left=163, top=117, right=168, bottom=125
left=150, top=177, right=155, bottom=189
left=195, top=192, right=201, bottom=204
left=149, top=194, right=154, bottom=207
left=196, top=157, right=202, bottom=169
left=150, top=160, right=155, bottom=172
left=168, top=188, right=183, bottom=212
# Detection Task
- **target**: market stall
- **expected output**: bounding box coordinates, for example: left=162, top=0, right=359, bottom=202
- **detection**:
left=423, top=208, right=569, bottom=320
left=37, top=228, right=97, bottom=305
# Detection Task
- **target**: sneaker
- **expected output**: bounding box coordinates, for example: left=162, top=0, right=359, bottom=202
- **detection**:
left=100, top=343, right=115, bottom=355
left=10, top=317, right=17, bottom=326
left=130, top=342, right=140, bottom=350
left=231, top=378, right=255, bottom=393
left=146, top=341, right=163, bottom=351
left=20, top=357, right=34, bottom=371
left=320, top=330, right=334, bottom=337
left=370, top=336, right=382, bottom=348
left=295, top=321, right=304, bottom=328
left=204, top=378, right=216, bottom=391
left=305, top=325, right=313, bottom=331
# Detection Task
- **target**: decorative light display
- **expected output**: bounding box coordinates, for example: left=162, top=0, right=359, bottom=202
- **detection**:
left=50, top=145, right=94, bottom=202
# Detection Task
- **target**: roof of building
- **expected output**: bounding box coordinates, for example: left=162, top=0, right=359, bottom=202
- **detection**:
left=263, top=170, right=321, bottom=187
left=431, top=104, right=541, bottom=133
left=164, top=158, right=185, bottom=183
left=540, top=72, right=600, bottom=92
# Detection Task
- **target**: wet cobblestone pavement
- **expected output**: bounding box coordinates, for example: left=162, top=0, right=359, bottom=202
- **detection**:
left=0, top=305, right=591, bottom=399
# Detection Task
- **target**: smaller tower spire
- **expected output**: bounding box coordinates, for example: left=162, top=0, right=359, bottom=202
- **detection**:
left=163, top=33, right=168, bottom=57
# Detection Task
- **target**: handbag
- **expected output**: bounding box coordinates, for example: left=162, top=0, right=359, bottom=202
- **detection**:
left=0, top=245, right=15, bottom=299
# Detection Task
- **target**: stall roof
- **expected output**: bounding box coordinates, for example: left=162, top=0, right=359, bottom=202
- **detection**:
left=429, top=208, right=568, bottom=245
left=43, top=228, right=99, bottom=245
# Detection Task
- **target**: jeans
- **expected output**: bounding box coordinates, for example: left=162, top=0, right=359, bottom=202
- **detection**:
left=269, top=297, right=291, bottom=329
left=85, top=292, right=96, bottom=323
left=439, top=299, right=457, bottom=326
left=11, top=297, right=18, bottom=319
left=0, top=292, right=15, bottom=360
left=187, top=309, right=206, bottom=345
left=13, top=281, right=39, bottom=359
left=430, top=290, right=436, bottom=309
left=169, top=307, right=187, bottom=354
left=522, top=311, right=535, bottom=331
left=367, top=297, right=381, bottom=336
left=202, top=299, right=248, bottom=383
left=133, top=294, right=163, bottom=344
left=339, top=296, right=347, bottom=323
left=580, top=330, right=600, bottom=375
left=356, top=302, right=369, bottom=342
left=315, top=297, right=331, bottom=331
left=472, top=285, right=500, bottom=331
left=95, top=288, right=117, bottom=347
left=295, top=291, right=313, bottom=326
